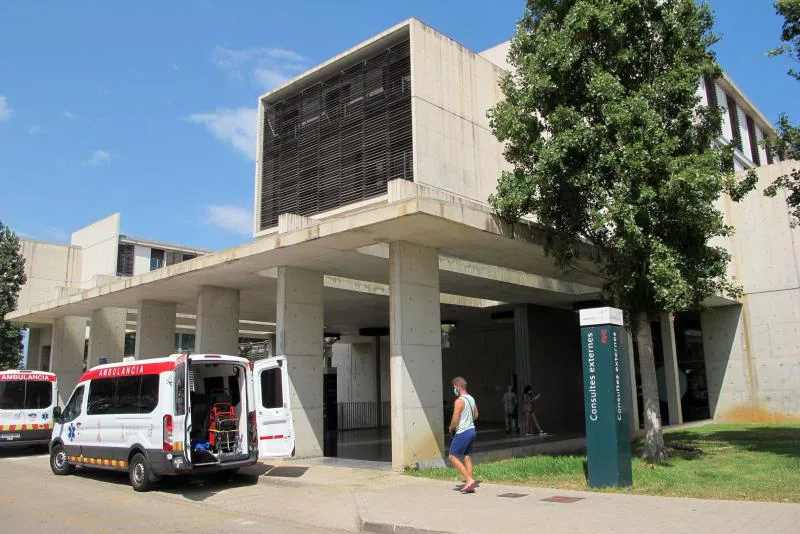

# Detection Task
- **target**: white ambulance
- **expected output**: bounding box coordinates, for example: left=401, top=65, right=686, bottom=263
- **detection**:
left=0, top=370, right=58, bottom=448
left=49, top=353, right=295, bottom=491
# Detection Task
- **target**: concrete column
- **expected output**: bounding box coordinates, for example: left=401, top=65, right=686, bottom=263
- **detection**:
left=625, top=325, right=640, bottom=436
left=389, top=241, right=444, bottom=470
left=195, top=286, right=240, bottom=355
left=26, top=328, right=41, bottom=369
left=514, top=304, right=532, bottom=391
left=51, top=316, right=87, bottom=404
left=277, top=267, right=324, bottom=458
left=135, top=300, right=177, bottom=359
left=660, top=313, right=684, bottom=425
left=88, top=307, right=127, bottom=368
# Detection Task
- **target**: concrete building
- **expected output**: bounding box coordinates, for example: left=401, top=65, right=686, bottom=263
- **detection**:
left=7, top=19, right=799, bottom=470
left=19, top=214, right=272, bottom=394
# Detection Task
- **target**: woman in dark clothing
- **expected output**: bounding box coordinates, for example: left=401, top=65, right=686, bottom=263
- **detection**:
left=522, top=385, right=546, bottom=435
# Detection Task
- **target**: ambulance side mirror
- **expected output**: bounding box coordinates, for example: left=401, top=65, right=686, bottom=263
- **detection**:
left=53, top=406, right=62, bottom=423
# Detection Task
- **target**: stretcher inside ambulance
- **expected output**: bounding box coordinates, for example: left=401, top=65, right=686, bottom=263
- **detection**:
left=0, top=370, right=58, bottom=447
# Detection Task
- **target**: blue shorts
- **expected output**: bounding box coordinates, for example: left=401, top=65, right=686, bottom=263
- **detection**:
left=449, top=428, right=476, bottom=457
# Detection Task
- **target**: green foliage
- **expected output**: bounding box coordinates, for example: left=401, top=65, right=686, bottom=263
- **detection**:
left=488, top=0, right=746, bottom=320
left=0, top=220, right=27, bottom=370
left=764, top=1, right=800, bottom=225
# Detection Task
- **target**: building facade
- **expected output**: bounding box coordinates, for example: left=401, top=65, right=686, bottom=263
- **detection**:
left=7, top=19, right=800, bottom=470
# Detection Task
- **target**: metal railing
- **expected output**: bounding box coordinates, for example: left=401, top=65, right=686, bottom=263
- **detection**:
left=337, top=401, right=390, bottom=430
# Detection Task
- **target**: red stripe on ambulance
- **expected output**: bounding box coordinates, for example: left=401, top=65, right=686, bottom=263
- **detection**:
left=79, top=361, right=176, bottom=382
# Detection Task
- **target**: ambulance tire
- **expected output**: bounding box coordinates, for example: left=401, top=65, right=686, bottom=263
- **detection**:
left=50, top=444, right=76, bottom=476
left=129, top=452, right=159, bottom=492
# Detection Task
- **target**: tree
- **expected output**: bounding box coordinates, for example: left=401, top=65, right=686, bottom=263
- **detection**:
left=0, top=219, right=27, bottom=370
left=489, top=0, right=752, bottom=462
left=764, top=0, right=800, bottom=223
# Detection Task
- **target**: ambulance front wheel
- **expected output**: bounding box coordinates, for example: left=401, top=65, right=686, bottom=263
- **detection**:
left=129, top=452, right=160, bottom=492
left=50, top=444, right=75, bottom=476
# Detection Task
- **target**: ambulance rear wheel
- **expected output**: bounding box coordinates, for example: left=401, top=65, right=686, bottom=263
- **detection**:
left=129, top=452, right=159, bottom=492
left=50, top=444, right=75, bottom=476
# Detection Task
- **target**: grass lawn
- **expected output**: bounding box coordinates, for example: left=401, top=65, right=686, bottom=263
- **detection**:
left=409, top=423, right=800, bottom=502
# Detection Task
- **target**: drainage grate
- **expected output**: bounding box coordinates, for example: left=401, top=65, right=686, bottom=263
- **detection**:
left=498, top=493, right=529, bottom=499
left=541, top=496, right=584, bottom=503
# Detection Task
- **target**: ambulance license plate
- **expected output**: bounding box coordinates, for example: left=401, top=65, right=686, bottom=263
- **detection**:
left=1, top=433, right=21, bottom=440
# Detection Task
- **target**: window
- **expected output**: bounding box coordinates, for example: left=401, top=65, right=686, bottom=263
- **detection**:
left=0, top=381, right=25, bottom=410
left=62, top=386, right=84, bottom=422
left=150, top=249, right=165, bottom=271
left=0, top=380, right=54, bottom=410
left=174, top=365, right=186, bottom=416
left=139, top=375, right=159, bottom=413
left=88, top=376, right=160, bottom=415
left=87, top=378, right=114, bottom=415
left=116, top=244, right=134, bottom=276
left=746, top=115, right=761, bottom=166
left=260, top=368, right=283, bottom=409
left=115, top=377, right=140, bottom=414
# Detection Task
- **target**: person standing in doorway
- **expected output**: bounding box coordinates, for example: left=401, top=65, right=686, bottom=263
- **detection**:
left=522, top=385, right=546, bottom=435
left=502, top=385, right=518, bottom=434
left=448, top=376, right=479, bottom=494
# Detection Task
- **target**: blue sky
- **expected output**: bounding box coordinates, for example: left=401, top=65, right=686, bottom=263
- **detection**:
left=0, top=1, right=796, bottom=251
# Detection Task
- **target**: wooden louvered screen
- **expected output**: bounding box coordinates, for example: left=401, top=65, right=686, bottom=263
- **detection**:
left=116, top=244, right=134, bottom=277
left=725, top=93, right=743, bottom=151
left=745, top=115, right=761, bottom=166
left=260, top=39, right=413, bottom=230
left=703, top=76, right=718, bottom=109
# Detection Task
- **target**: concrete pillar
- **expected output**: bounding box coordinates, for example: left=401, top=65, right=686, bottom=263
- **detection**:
left=277, top=267, right=324, bottom=458
left=514, top=304, right=532, bottom=392
left=51, top=317, right=87, bottom=404
left=389, top=241, right=444, bottom=470
left=135, top=300, right=177, bottom=359
left=88, top=307, right=127, bottom=368
left=625, top=325, right=640, bottom=436
left=660, top=312, right=684, bottom=425
left=26, top=328, right=41, bottom=369
left=195, top=286, right=240, bottom=355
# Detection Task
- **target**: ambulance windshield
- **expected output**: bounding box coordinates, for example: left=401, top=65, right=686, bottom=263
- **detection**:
left=0, top=380, right=53, bottom=410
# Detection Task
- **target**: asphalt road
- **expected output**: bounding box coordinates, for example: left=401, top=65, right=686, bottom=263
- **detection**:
left=0, top=446, right=349, bottom=533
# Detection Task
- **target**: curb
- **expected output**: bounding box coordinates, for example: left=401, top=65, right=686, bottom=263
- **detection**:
left=360, top=519, right=452, bottom=534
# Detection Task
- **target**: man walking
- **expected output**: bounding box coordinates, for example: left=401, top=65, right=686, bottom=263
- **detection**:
left=448, top=376, right=479, bottom=494
left=502, top=385, right=518, bottom=434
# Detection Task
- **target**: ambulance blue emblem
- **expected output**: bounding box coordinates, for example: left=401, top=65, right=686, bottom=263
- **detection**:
left=67, top=423, right=76, bottom=441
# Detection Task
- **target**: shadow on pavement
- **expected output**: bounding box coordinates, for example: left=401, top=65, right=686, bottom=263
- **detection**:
left=0, top=444, right=49, bottom=458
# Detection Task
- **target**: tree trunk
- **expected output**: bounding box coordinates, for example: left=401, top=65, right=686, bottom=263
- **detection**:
left=635, top=312, right=668, bottom=463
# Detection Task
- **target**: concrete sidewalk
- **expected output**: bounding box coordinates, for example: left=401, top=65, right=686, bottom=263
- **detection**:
left=247, top=461, right=800, bottom=534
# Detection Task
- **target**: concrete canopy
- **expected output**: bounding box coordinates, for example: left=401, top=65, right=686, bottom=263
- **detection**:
left=7, top=188, right=608, bottom=335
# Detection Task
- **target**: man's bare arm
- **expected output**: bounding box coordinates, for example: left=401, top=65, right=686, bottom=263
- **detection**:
left=449, top=398, right=464, bottom=434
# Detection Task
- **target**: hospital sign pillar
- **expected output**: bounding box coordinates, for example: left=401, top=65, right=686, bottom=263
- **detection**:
left=579, top=307, right=633, bottom=488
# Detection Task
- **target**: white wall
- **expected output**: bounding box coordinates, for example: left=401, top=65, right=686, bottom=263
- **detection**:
left=703, top=160, right=800, bottom=416
left=17, top=240, right=82, bottom=310
left=410, top=21, right=510, bottom=206
left=70, top=213, right=120, bottom=288
left=133, top=245, right=151, bottom=275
